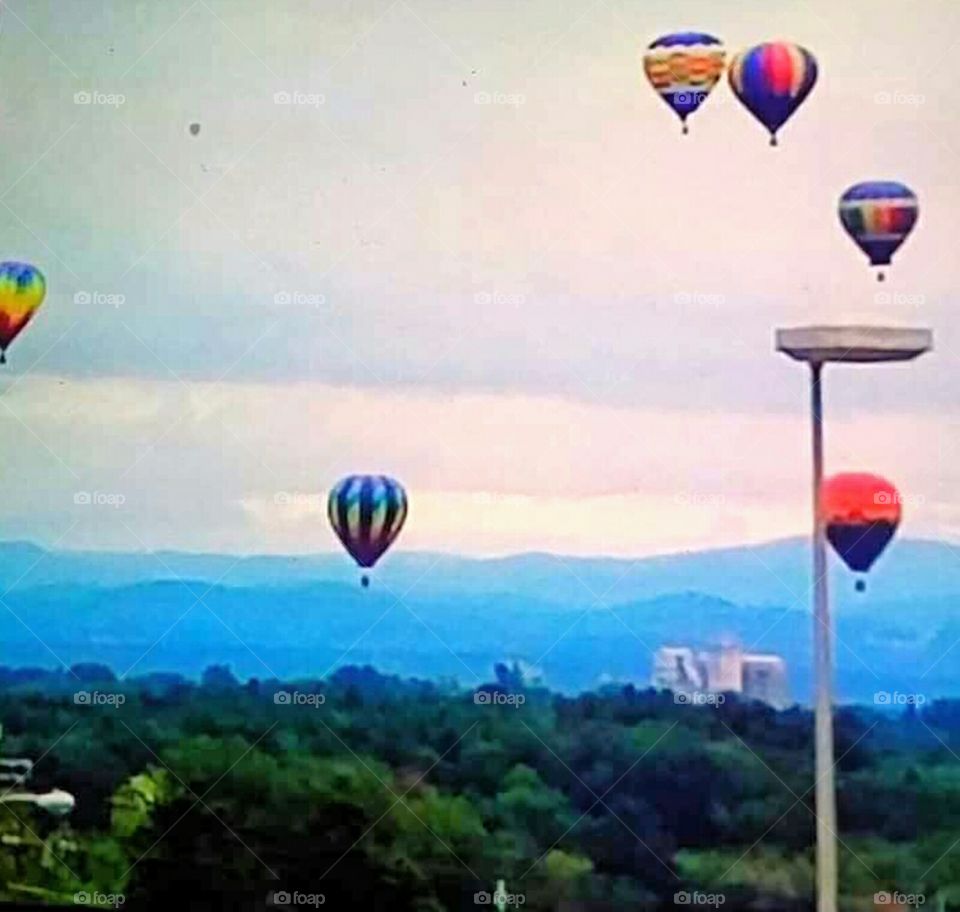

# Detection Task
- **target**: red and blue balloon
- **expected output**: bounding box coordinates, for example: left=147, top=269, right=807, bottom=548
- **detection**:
left=728, top=42, right=818, bottom=145
left=821, top=473, right=901, bottom=593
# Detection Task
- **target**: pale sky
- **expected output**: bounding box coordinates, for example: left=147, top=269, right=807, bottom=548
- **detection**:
left=0, top=0, right=957, bottom=557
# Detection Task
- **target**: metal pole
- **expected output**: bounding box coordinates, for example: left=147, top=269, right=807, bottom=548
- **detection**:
left=810, top=361, right=837, bottom=912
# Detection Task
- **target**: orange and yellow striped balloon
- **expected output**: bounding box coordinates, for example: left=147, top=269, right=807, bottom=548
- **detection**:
left=643, top=33, right=725, bottom=134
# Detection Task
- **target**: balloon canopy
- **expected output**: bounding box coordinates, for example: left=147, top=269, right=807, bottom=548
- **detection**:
left=821, top=473, right=901, bottom=587
left=328, top=475, right=408, bottom=586
left=0, top=262, right=46, bottom=364
left=643, top=32, right=725, bottom=134
left=839, top=181, right=918, bottom=280
left=728, top=41, right=818, bottom=145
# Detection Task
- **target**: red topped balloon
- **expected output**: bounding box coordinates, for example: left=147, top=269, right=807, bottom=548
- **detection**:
left=820, top=473, right=901, bottom=592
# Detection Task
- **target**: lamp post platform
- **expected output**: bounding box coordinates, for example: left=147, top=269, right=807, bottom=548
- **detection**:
left=776, top=326, right=932, bottom=364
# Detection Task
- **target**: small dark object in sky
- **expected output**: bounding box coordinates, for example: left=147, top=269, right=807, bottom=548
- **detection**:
left=855, top=579, right=866, bottom=593
left=462, top=80, right=467, bottom=86
left=107, top=47, right=115, bottom=55
left=189, top=123, right=201, bottom=136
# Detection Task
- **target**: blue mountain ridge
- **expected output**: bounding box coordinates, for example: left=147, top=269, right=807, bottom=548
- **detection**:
left=0, top=537, right=955, bottom=703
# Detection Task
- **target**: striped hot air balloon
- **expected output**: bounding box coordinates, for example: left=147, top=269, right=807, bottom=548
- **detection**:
left=0, top=262, right=46, bottom=364
left=728, top=41, right=818, bottom=145
left=642, top=32, right=725, bottom=134
left=821, top=473, right=901, bottom=593
left=839, top=181, right=918, bottom=281
left=328, top=475, right=408, bottom=587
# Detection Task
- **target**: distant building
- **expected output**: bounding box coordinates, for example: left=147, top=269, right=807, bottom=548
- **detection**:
left=701, top=643, right=744, bottom=693
left=741, top=653, right=790, bottom=708
left=652, top=643, right=789, bottom=709
left=651, top=646, right=704, bottom=692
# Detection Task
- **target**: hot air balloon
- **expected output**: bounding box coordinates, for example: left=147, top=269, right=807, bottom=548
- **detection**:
left=839, top=181, right=918, bottom=282
left=0, top=262, right=46, bottom=365
left=728, top=42, right=818, bottom=146
left=642, top=32, right=725, bottom=134
left=328, top=475, right=408, bottom=587
left=821, top=473, right=901, bottom=592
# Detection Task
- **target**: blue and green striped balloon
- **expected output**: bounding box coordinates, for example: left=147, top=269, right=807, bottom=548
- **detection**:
left=328, top=475, right=408, bottom=587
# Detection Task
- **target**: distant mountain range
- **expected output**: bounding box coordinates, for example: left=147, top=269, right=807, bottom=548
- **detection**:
left=0, top=537, right=955, bottom=704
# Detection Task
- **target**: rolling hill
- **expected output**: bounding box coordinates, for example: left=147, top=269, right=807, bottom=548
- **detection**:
left=0, top=538, right=954, bottom=703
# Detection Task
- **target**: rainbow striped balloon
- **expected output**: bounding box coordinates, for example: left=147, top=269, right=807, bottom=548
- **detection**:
left=0, top=262, right=45, bottom=364
left=839, top=181, right=918, bottom=281
left=328, top=475, right=408, bottom=587
left=643, top=32, right=725, bottom=134
left=728, top=42, right=818, bottom=145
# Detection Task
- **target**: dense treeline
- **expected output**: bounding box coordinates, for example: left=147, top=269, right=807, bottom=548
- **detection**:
left=0, top=662, right=954, bottom=910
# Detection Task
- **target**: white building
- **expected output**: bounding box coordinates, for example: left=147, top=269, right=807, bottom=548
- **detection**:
left=652, top=644, right=789, bottom=709
left=741, top=653, right=790, bottom=708
left=651, top=646, right=705, bottom=692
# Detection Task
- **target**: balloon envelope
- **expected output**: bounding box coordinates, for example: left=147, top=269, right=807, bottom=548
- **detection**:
left=328, top=475, right=408, bottom=571
left=643, top=32, right=725, bottom=131
left=728, top=42, right=817, bottom=143
left=0, top=262, right=46, bottom=361
left=821, top=473, right=901, bottom=573
left=839, top=181, right=918, bottom=269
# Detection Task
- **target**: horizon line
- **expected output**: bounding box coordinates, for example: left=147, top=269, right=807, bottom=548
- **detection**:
left=0, top=533, right=953, bottom=564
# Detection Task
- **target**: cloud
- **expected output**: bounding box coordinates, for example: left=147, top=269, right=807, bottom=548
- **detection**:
left=0, top=375, right=951, bottom=556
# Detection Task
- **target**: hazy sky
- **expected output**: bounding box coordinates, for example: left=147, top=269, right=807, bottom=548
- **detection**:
left=0, top=0, right=958, bottom=558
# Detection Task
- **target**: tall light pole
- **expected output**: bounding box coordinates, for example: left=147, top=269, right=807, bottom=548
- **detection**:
left=776, top=326, right=932, bottom=912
